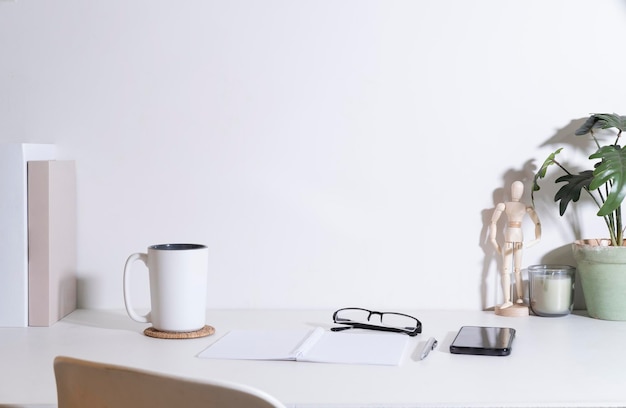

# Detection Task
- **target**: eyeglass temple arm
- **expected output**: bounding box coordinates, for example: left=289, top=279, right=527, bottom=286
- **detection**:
left=332, top=322, right=420, bottom=336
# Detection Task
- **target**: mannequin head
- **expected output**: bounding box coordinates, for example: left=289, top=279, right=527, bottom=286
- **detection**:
left=511, top=181, right=524, bottom=202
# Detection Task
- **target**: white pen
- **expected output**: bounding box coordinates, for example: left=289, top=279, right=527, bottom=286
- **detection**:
left=420, top=337, right=438, bottom=360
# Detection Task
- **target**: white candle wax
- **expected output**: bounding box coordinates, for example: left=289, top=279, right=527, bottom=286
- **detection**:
left=531, top=275, right=572, bottom=315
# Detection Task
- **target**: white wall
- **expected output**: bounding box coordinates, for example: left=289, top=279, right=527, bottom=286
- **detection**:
left=1, top=0, right=625, bottom=311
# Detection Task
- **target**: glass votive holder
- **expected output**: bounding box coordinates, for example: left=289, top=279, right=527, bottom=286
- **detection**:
left=528, top=264, right=575, bottom=317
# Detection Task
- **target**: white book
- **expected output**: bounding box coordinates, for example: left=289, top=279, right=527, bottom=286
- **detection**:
left=197, top=327, right=410, bottom=366
left=28, top=160, right=77, bottom=326
left=0, top=143, right=56, bottom=327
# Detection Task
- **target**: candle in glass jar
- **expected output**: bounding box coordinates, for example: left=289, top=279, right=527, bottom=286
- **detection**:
left=528, top=265, right=575, bottom=317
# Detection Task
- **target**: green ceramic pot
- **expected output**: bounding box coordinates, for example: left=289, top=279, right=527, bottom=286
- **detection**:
left=572, top=239, right=626, bottom=321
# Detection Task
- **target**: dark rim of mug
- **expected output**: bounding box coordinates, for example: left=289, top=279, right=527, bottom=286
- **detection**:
left=149, top=243, right=207, bottom=251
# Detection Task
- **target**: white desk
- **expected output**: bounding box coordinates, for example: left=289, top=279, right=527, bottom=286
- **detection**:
left=1, top=309, right=625, bottom=407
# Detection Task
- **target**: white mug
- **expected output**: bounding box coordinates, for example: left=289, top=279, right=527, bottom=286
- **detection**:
left=123, top=243, right=209, bottom=332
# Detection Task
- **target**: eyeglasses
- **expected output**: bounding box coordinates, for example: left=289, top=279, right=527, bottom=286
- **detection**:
left=331, top=307, right=422, bottom=336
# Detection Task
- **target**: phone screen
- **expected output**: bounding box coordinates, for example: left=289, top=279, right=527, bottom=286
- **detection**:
left=449, top=326, right=515, bottom=356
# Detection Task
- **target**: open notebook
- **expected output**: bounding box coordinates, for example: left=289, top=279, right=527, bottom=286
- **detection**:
left=197, top=327, right=410, bottom=366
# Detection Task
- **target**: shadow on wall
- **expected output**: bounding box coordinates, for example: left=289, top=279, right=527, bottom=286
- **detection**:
left=479, top=160, right=538, bottom=310
left=534, top=117, right=590, bottom=310
left=480, top=116, right=591, bottom=311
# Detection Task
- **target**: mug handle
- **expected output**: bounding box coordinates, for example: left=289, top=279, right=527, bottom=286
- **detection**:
left=123, top=252, right=151, bottom=323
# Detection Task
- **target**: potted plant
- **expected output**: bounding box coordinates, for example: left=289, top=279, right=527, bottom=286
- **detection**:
left=532, top=112, right=626, bottom=320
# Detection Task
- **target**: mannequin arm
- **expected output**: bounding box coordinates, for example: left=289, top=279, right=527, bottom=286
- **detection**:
left=525, top=207, right=542, bottom=248
left=489, top=203, right=505, bottom=253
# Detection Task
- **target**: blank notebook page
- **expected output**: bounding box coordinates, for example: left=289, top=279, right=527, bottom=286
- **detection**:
left=197, top=328, right=410, bottom=366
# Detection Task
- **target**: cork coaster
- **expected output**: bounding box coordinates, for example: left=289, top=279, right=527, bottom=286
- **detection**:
left=143, top=325, right=215, bottom=339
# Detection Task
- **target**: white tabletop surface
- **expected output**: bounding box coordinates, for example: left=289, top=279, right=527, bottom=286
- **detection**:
left=1, top=308, right=625, bottom=407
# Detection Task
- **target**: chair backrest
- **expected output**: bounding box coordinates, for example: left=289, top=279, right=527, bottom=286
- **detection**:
left=53, top=356, right=287, bottom=408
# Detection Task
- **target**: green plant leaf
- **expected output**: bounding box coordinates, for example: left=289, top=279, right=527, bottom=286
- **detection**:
left=554, top=171, right=594, bottom=216
left=589, top=145, right=626, bottom=216
left=593, top=113, right=626, bottom=132
left=575, top=116, right=600, bottom=136
left=576, top=113, right=626, bottom=136
left=531, top=148, right=563, bottom=205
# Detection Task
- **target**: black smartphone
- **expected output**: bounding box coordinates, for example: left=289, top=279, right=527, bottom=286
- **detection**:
left=449, top=326, right=515, bottom=356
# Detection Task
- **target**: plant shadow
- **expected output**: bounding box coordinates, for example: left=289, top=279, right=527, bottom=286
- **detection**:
left=480, top=117, right=590, bottom=311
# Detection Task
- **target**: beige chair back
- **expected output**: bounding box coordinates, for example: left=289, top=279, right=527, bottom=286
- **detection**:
left=54, top=356, right=286, bottom=408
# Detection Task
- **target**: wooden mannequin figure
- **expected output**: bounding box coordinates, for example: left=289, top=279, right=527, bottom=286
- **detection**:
left=489, top=181, right=541, bottom=317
